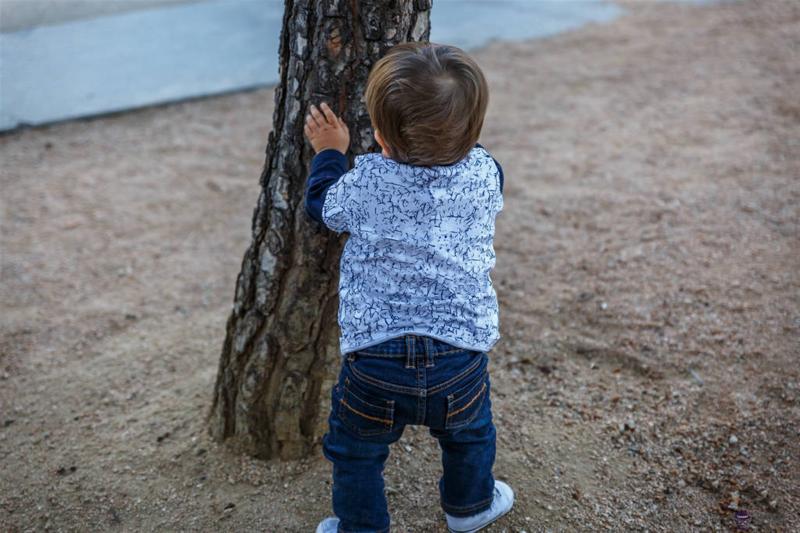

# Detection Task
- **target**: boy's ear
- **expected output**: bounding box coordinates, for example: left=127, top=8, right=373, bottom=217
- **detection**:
left=374, top=129, right=391, bottom=157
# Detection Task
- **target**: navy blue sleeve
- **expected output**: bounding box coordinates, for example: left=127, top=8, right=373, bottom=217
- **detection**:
left=494, top=158, right=504, bottom=194
left=304, top=148, right=350, bottom=225
left=475, top=143, right=504, bottom=194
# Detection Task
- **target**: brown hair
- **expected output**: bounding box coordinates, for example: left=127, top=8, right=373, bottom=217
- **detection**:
left=365, top=42, right=489, bottom=166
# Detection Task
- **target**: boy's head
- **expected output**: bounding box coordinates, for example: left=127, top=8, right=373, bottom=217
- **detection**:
left=365, top=42, right=489, bottom=166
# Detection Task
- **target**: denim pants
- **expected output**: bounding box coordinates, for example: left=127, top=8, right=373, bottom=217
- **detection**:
left=322, top=334, right=496, bottom=533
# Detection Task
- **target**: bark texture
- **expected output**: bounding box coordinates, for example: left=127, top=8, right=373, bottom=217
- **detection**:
left=208, top=0, right=431, bottom=460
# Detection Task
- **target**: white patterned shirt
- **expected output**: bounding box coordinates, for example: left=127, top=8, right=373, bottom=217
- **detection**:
left=305, top=145, right=504, bottom=355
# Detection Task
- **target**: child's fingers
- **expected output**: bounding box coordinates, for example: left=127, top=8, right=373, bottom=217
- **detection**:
left=338, top=117, right=348, bottom=131
left=309, top=105, right=327, bottom=128
left=306, top=111, right=321, bottom=131
left=320, top=103, right=339, bottom=126
left=304, top=124, right=312, bottom=138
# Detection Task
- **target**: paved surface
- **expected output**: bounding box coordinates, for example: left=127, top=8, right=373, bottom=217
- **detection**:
left=0, top=0, right=198, bottom=32
left=0, top=0, right=621, bottom=131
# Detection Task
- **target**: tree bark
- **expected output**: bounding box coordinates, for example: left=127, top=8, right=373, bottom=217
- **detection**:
left=207, top=0, right=431, bottom=460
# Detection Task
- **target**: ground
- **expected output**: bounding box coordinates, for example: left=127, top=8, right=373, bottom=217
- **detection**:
left=1, top=1, right=798, bottom=531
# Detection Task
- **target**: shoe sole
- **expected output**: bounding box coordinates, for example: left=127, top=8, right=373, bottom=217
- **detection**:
left=446, top=502, right=513, bottom=533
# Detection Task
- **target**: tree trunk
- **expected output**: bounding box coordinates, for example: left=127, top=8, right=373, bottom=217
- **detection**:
left=207, top=0, right=431, bottom=460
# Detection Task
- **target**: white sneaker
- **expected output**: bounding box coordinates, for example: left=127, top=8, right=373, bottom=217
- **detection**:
left=315, top=516, right=339, bottom=533
left=445, top=480, right=515, bottom=533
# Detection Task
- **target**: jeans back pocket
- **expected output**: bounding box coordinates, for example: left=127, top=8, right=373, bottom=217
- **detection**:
left=445, top=367, right=489, bottom=430
left=336, top=375, right=395, bottom=437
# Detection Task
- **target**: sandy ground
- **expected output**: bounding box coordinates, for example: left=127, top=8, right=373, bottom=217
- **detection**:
left=1, top=1, right=799, bottom=531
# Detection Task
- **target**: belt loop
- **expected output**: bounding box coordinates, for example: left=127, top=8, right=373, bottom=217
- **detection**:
left=405, top=335, right=414, bottom=369
left=424, top=337, right=435, bottom=367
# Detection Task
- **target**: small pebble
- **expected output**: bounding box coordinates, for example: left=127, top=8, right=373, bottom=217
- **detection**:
left=769, top=499, right=778, bottom=509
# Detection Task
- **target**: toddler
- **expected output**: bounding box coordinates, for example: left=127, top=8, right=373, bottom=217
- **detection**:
left=303, top=42, right=512, bottom=533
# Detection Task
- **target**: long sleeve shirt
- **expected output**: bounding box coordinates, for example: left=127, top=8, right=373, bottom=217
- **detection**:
left=303, top=144, right=505, bottom=355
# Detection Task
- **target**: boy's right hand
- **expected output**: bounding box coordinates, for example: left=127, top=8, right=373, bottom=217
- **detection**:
left=304, top=103, right=350, bottom=155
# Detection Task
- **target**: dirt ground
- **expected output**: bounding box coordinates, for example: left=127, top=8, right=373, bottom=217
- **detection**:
left=1, top=1, right=798, bottom=531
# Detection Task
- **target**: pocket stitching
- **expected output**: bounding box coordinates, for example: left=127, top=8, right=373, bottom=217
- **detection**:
left=336, top=379, right=395, bottom=436
left=445, top=372, right=488, bottom=430
left=446, top=381, right=487, bottom=420
left=346, top=358, right=419, bottom=395
left=428, top=354, right=485, bottom=395
left=446, top=364, right=487, bottom=402
left=340, top=397, right=393, bottom=426
left=345, top=376, right=396, bottom=412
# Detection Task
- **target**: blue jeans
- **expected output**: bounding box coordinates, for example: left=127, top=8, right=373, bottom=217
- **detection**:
left=322, top=334, right=496, bottom=533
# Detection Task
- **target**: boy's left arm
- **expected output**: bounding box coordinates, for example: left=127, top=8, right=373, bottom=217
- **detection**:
left=303, top=102, right=353, bottom=232
left=304, top=149, right=349, bottom=226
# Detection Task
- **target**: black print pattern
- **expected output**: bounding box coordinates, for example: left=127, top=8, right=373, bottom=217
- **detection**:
left=322, top=146, right=504, bottom=354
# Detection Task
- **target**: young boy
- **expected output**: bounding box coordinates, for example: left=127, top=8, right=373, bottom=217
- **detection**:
left=304, top=42, right=512, bottom=533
